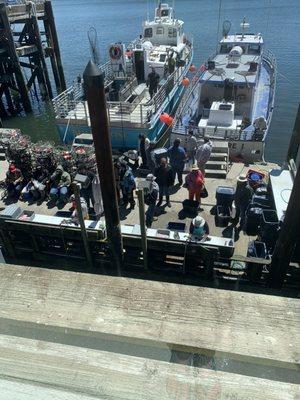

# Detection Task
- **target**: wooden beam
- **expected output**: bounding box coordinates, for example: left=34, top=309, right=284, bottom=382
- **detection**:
left=287, top=104, right=300, bottom=164
left=0, top=335, right=298, bottom=400
left=269, top=166, right=300, bottom=288
left=0, top=263, right=298, bottom=371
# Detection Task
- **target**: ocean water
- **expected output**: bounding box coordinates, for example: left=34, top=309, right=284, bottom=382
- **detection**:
left=3, top=0, right=300, bottom=163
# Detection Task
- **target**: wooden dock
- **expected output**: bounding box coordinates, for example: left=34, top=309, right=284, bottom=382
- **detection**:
left=0, top=263, right=298, bottom=399
left=0, top=0, right=66, bottom=116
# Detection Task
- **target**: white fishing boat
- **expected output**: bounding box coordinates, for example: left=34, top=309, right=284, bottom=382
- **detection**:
left=52, top=1, right=193, bottom=149
left=172, top=19, right=276, bottom=167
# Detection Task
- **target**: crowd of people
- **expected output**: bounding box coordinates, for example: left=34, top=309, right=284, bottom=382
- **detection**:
left=1, top=129, right=254, bottom=237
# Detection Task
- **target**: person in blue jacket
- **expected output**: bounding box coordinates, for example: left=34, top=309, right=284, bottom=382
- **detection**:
left=120, top=168, right=136, bottom=210
left=167, top=138, right=186, bottom=185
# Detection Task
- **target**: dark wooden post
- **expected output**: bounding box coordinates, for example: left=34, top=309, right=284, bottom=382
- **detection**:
left=0, top=2, right=32, bottom=112
left=30, top=3, right=53, bottom=99
left=72, top=183, right=93, bottom=271
left=83, top=60, right=123, bottom=275
left=269, top=166, right=300, bottom=288
left=286, top=104, right=300, bottom=164
left=44, top=1, right=66, bottom=92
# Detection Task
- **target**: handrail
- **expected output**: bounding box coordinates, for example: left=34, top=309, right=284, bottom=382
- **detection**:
left=52, top=44, right=193, bottom=126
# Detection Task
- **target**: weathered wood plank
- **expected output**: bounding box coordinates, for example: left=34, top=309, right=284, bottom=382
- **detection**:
left=0, top=335, right=298, bottom=400
left=0, top=263, right=298, bottom=370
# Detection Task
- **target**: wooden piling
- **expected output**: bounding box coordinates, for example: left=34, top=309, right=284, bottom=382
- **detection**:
left=269, top=166, right=300, bottom=288
left=286, top=104, right=300, bottom=165
left=0, top=2, right=32, bottom=113
left=29, top=3, right=53, bottom=99
left=44, top=0, right=66, bottom=92
left=83, top=60, right=123, bottom=275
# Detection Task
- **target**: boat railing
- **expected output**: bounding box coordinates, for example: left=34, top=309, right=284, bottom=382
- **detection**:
left=262, top=49, right=277, bottom=127
left=52, top=82, right=84, bottom=118
left=52, top=60, right=114, bottom=118
left=53, top=46, right=192, bottom=126
left=142, top=46, right=193, bottom=117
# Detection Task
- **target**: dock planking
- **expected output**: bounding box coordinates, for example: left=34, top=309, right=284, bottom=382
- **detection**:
left=0, top=263, right=298, bottom=371
left=0, top=335, right=298, bottom=400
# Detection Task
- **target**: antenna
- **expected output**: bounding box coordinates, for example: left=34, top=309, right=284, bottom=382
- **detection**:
left=222, top=20, right=231, bottom=38
left=87, top=27, right=100, bottom=65
left=240, top=17, right=250, bottom=38
left=215, top=0, right=222, bottom=52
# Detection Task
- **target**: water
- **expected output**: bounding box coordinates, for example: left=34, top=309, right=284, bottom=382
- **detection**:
left=3, top=0, right=300, bottom=163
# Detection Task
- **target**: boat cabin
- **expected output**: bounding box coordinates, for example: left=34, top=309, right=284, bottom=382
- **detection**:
left=199, top=33, right=264, bottom=122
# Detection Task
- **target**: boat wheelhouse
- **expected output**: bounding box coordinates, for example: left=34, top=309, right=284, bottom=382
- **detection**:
left=52, top=2, right=193, bottom=149
left=172, top=20, right=276, bottom=164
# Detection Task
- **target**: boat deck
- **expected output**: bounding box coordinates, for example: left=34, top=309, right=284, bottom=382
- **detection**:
left=57, top=84, right=155, bottom=128
left=0, top=159, right=279, bottom=261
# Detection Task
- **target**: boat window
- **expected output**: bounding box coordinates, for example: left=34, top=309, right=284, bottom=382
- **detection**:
left=161, top=9, right=169, bottom=17
left=168, top=28, right=177, bottom=37
left=144, top=28, right=153, bottom=38
left=156, top=27, right=164, bottom=35
left=248, top=44, right=261, bottom=55
left=220, top=44, right=232, bottom=54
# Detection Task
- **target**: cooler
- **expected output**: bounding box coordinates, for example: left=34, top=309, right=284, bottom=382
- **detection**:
left=216, top=186, right=235, bottom=207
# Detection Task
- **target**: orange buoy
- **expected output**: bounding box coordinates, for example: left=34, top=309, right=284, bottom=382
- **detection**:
left=166, top=116, right=174, bottom=126
left=160, top=113, right=174, bottom=126
left=181, top=77, right=190, bottom=86
left=189, top=64, right=196, bottom=73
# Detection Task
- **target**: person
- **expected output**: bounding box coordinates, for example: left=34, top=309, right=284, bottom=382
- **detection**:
left=147, top=67, right=160, bottom=98
left=253, top=116, right=267, bottom=133
left=81, top=171, right=95, bottom=210
left=167, top=138, right=186, bottom=185
left=5, top=163, right=23, bottom=199
left=195, top=137, right=212, bottom=175
left=189, top=215, right=209, bottom=239
left=49, top=165, right=71, bottom=204
left=138, top=134, right=150, bottom=167
left=72, top=197, right=89, bottom=220
left=234, top=175, right=254, bottom=230
left=144, top=174, right=159, bottom=228
left=239, top=113, right=251, bottom=130
left=253, top=116, right=267, bottom=140
left=146, top=141, right=157, bottom=173
left=184, top=129, right=197, bottom=164
left=185, top=165, right=205, bottom=203
left=154, top=158, right=174, bottom=207
left=22, top=165, right=48, bottom=201
left=120, top=168, right=136, bottom=210
left=167, top=51, right=176, bottom=74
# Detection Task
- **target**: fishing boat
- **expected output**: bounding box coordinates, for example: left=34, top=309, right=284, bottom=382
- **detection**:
left=172, top=19, right=276, bottom=166
left=52, top=2, right=193, bottom=149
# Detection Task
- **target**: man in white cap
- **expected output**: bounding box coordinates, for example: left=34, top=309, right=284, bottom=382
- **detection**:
left=144, top=173, right=159, bottom=227
left=234, top=175, right=253, bottom=230
left=189, top=215, right=209, bottom=239
left=195, top=137, right=212, bottom=175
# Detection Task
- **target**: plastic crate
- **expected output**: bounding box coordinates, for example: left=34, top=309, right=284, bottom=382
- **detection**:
left=247, top=241, right=267, bottom=282
left=252, top=194, right=270, bottom=208
left=216, top=186, right=235, bottom=207
left=260, top=210, right=279, bottom=249
left=245, top=205, right=263, bottom=236
left=215, top=205, right=231, bottom=227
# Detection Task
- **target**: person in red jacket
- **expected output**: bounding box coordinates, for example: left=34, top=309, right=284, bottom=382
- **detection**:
left=185, top=165, right=205, bottom=203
